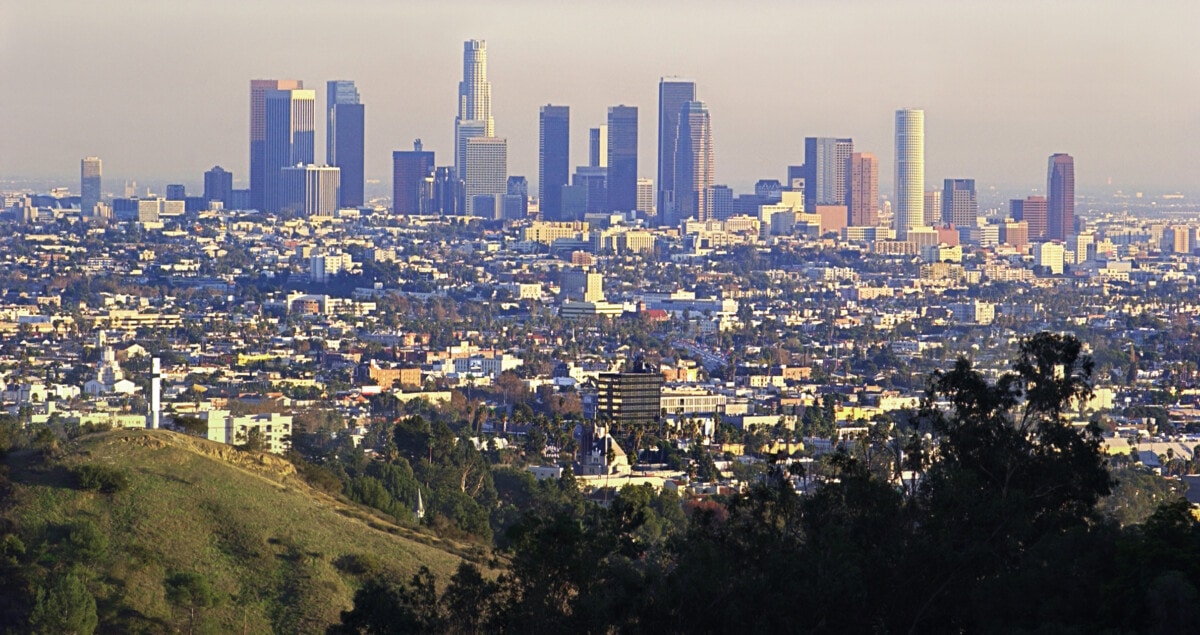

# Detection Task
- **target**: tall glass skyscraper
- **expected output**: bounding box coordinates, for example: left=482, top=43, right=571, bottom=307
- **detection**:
left=1047, top=153, right=1075, bottom=241
left=455, top=40, right=494, bottom=177
left=539, top=105, right=570, bottom=220
left=802, top=137, right=854, bottom=208
left=264, top=87, right=315, bottom=213
left=847, top=152, right=878, bottom=227
left=942, top=178, right=978, bottom=228
left=1011, top=196, right=1048, bottom=240
left=657, top=78, right=696, bottom=222
left=894, top=108, right=925, bottom=240
left=589, top=126, right=608, bottom=168
left=463, top=137, right=507, bottom=217
left=673, top=100, right=713, bottom=223
left=327, top=80, right=364, bottom=208
left=204, top=166, right=233, bottom=209
left=392, top=140, right=435, bottom=215
left=250, top=79, right=303, bottom=211
left=606, top=105, right=638, bottom=213
left=81, top=156, right=101, bottom=215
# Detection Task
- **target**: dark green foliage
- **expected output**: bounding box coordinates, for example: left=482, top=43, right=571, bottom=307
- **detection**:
left=28, top=570, right=98, bottom=635
left=66, top=519, right=109, bottom=562
left=172, top=414, right=207, bottom=436
left=71, top=464, right=130, bottom=494
left=329, top=567, right=443, bottom=635
left=164, top=572, right=216, bottom=610
left=332, top=333, right=1200, bottom=634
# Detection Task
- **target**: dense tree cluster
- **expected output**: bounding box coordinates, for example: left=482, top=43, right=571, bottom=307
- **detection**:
left=332, top=334, right=1200, bottom=633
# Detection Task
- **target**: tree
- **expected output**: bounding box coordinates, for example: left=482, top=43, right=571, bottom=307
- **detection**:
left=331, top=568, right=443, bottom=634
left=164, top=572, right=216, bottom=635
left=28, top=571, right=97, bottom=635
left=237, top=427, right=266, bottom=453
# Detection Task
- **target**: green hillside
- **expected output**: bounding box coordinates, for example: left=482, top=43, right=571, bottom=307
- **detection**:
left=1, top=429, right=482, bottom=634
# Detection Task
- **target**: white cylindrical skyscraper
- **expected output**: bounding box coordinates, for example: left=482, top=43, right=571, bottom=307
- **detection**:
left=894, top=109, right=925, bottom=240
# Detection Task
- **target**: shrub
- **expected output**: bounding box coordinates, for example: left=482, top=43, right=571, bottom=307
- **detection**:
left=67, top=520, right=108, bottom=562
left=72, top=465, right=130, bottom=494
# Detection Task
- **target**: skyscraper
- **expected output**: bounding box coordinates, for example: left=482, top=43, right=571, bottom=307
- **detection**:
left=81, top=156, right=101, bottom=215
left=463, top=137, right=507, bottom=217
left=894, top=108, right=925, bottom=239
left=433, top=167, right=463, bottom=216
left=204, top=166, right=233, bottom=209
left=264, top=87, right=316, bottom=212
left=327, top=80, right=365, bottom=208
left=250, top=79, right=303, bottom=211
left=637, top=178, right=656, bottom=216
left=280, top=165, right=340, bottom=217
left=606, top=105, right=638, bottom=213
left=392, top=140, right=435, bottom=215
left=589, top=126, right=608, bottom=168
left=505, top=176, right=528, bottom=219
left=847, top=152, right=878, bottom=226
left=1047, top=153, right=1075, bottom=241
left=657, top=78, right=696, bottom=221
left=801, top=137, right=854, bottom=208
left=1011, top=196, right=1048, bottom=241
left=454, top=40, right=494, bottom=178
left=673, top=100, right=714, bottom=223
left=924, top=190, right=942, bottom=227
left=942, top=179, right=977, bottom=228
left=539, top=105, right=570, bottom=220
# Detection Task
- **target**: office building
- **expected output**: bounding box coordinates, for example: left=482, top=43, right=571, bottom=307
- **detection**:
left=1034, top=241, right=1065, bottom=275
left=280, top=165, right=340, bottom=217
left=657, top=78, right=696, bottom=221
left=506, top=176, right=529, bottom=219
left=674, top=100, right=714, bottom=223
left=711, top=184, right=735, bottom=221
left=327, top=80, right=365, bottom=208
left=595, top=358, right=664, bottom=427
left=249, top=79, right=303, bottom=211
left=433, top=166, right=463, bottom=216
left=589, top=126, right=608, bottom=167
left=942, top=179, right=977, bottom=228
left=924, top=190, right=942, bottom=227
left=80, top=156, right=102, bottom=216
left=539, top=105, right=570, bottom=220
left=1011, top=196, right=1048, bottom=241
left=606, top=105, right=638, bottom=213
left=894, top=108, right=925, bottom=239
left=1047, top=153, right=1075, bottom=241
left=203, top=166, right=233, bottom=208
left=454, top=40, right=494, bottom=178
left=392, top=140, right=435, bottom=215
left=165, top=184, right=186, bottom=201
left=135, top=197, right=183, bottom=224
left=637, top=178, right=656, bottom=216
left=264, top=87, right=316, bottom=212
left=800, top=137, right=853, bottom=209
left=846, top=152, right=878, bottom=226
left=463, top=137, right=507, bottom=216
left=1001, top=220, right=1029, bottom=250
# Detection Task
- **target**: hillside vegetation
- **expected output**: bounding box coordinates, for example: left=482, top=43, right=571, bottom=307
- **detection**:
left=0, top=428, right=480, bottom=634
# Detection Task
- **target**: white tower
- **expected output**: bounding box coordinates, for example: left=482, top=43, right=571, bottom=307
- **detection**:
left=454, top=39, right=495, bottom=177
left=894, top=108, right=925, bottom=240
left=149, top=357, right=161, bottom=429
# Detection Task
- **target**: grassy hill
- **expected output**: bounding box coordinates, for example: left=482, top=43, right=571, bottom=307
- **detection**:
left=1, top=429, right=484, bottom=634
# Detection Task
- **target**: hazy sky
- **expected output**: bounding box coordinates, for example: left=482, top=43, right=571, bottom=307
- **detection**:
left=2, top=0, right=1197, bottom=197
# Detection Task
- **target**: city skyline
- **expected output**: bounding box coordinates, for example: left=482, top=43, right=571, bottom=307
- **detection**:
left=1, top=2, right=1197, bottom=197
